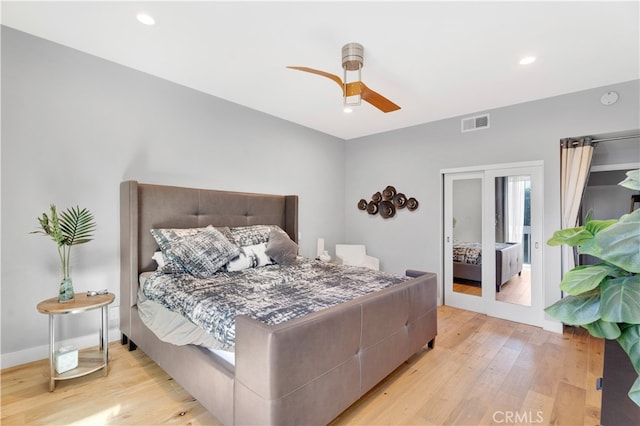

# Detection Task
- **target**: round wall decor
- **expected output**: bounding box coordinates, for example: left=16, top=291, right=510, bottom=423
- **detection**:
left=357, top=185, right=418, bottom=219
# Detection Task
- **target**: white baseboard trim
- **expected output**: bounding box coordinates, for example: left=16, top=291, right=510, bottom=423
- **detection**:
left=1, top=325, right=121, bottom=370
left=542, top=319, right=563, bottom=334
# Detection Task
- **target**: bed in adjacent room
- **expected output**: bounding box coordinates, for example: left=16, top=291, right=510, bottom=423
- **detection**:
left=120, top=181, right=438, bottom=425
left=453, top=241, right=523, bottom=292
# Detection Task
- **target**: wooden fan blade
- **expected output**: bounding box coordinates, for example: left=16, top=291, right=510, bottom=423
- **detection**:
left=359, top=82, right=401, bottom=113
left=287, top=66, right=343, bottom=91
left=344, top=81, right=362, bottom=97
left=287, top=66, right=400, bottom=112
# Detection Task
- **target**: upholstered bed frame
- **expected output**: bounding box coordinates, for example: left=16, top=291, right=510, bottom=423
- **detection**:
left=120, top=180, right=438, bottom=425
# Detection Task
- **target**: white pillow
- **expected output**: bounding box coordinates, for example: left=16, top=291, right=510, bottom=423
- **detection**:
left=152, top=251, right=166, bottom=268
left=226, top=243, right=274, bottom=272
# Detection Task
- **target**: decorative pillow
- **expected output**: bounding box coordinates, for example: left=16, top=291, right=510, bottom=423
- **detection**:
left=150, top=226, right=233, bottom=249
left=160, top=263, right=189, bottom=274
left=152, top=251, right=165, bottom=268
left=227, top=243, right=274, bottom=272
left=229, top=225, right=282, bottom=247
left=151, top=251, right=187, bottom=274
left=265, top=229, right=298, bottom=265
left=150, top=227, right=202, bottom=273
left=215, top=226, right=236, bottom=245
left=150, top=226, right=239, bottom=278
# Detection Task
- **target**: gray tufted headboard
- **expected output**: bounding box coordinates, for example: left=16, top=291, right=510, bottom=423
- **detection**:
left=119, top=180, right=298, bottom=333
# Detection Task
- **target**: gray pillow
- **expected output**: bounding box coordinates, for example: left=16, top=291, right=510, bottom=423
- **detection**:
left=265, top=229, right=298, bottom=265
left=151, top=225, right=239, bottom=278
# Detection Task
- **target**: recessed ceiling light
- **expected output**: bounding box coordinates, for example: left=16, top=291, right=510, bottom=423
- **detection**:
left=343, top=107, right=353, bottom=113
left=136, top=13, right=155, bottom=26
left=519, top=56, right=536, bottom=65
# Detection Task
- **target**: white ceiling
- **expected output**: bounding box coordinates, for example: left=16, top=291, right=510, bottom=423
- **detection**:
left=2, top=1, right=639, bottom=140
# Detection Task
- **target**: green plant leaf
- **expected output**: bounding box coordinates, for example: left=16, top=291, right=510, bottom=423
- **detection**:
left=580, top=209, right=640, bottom=273
left=32, top=205, right=66, bottom=246
left=585, top=218, right=617, bottom=236
left=582, top=319, right=621, bottom=339
left=617, top=324, right=640, bottom=407
left=544, top=291, right=601, bottom=325
left=59, top=206, right=96, bottom=246
left=559, top=264, right=616, bottom=295
left=600, top=275, right=640, bottom=323
left=547, top=226, right=593, bottom=247
left=602, top=263, right=634, bottom=278
left=629, top=375, right=640, bottom=407
left=619, top=169, right=640, bottom=191
left=584, top=210, right=593, bottom=223
left=618, top=324, right=640, bottom=375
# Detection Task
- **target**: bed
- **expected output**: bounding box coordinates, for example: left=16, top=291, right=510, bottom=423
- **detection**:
left=453, top=241, right=523, bottom=292
left=119, top=180, right=438, bottom=425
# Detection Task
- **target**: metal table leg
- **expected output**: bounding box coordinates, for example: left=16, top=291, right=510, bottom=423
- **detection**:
left=101, top=305, right=109, bottom=375
left=49, top=314, right=55, bottom=391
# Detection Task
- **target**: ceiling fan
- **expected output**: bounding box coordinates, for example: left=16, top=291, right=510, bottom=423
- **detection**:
left=287, top=43, right=401, bottom=113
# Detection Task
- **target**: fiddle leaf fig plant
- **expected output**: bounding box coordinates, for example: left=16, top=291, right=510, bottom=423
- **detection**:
left=545, top=169, right=640, bottom=406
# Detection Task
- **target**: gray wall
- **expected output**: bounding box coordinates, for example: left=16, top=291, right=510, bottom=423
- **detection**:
left=1, top=27, right=345, bottom=361
left=591, top=137, right=640, bottom=166
left=344, top=79, right=639, bottom=317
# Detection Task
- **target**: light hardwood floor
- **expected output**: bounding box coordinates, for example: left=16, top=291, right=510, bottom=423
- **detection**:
left=495, top=266, right=532, bottom=306
left=453, top=266, right=532, bottom=306
left=1, top=306, right=603, bottom=425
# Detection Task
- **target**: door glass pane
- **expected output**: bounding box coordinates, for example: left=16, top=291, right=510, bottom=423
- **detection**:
left=494, top=175, right=531, bottom=306
left=452, top=178, right=482, bottom=297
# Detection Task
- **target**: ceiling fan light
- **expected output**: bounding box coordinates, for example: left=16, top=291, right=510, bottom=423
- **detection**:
left=343, top=64, right=362, bottom=106
left=344, top=96, right=361, bottom=106
left=343, top=68, right=362, bottom=106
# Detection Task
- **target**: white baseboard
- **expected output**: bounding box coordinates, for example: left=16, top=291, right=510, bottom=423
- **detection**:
left=1, top=325, right=121, bottom=370
left=542, top=319, right=563, bottom=334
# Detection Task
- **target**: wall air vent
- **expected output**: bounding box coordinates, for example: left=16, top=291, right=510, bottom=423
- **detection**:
left=461, top=113, right=490, bottom=132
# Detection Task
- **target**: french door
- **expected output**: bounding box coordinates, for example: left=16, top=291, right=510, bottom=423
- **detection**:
left=442, top=163, right=544, bottom=327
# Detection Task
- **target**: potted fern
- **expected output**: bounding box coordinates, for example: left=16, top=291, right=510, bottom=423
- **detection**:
left=32, top=205, right=96, bottom=302
left=545, top=170, right=639, bottom=412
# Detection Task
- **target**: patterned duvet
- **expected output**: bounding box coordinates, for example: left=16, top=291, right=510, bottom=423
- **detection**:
left=142, top=259, right=409, bottom=350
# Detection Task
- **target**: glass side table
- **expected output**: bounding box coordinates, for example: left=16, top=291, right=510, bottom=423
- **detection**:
left=36, top=292, right=115, bottom=391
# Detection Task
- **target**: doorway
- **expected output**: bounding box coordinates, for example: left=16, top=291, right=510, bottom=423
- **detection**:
left=442, top=162, right=544, bottom=327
